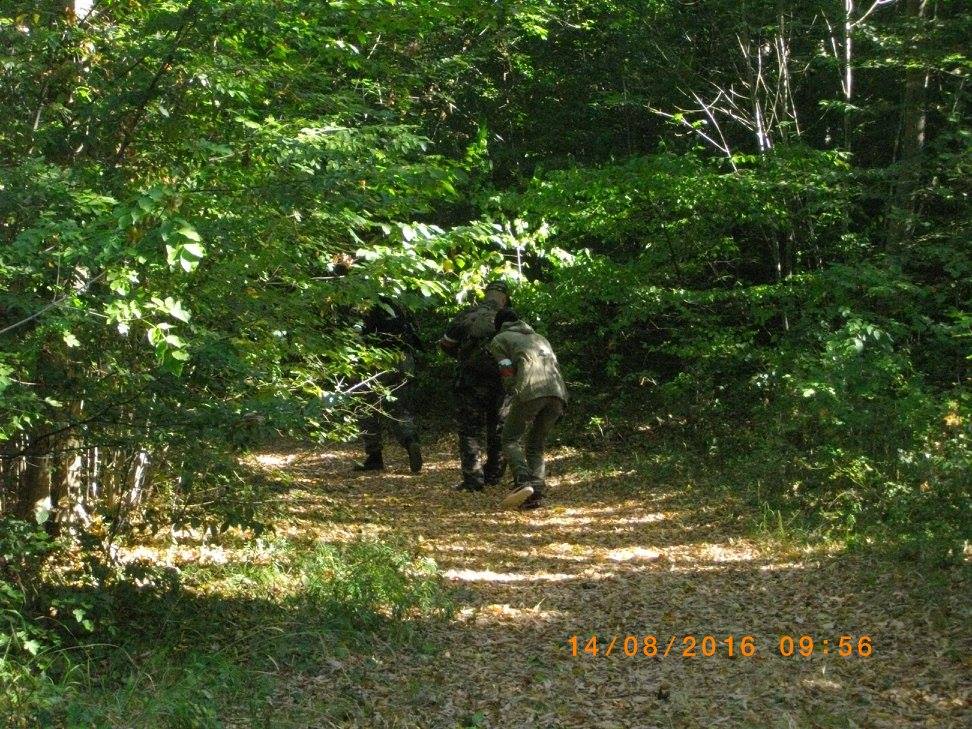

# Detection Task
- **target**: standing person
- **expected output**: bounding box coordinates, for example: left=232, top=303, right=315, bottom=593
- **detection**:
left=353, top=295, right=424, bottom=473
left=489, top=309, right=567, bottom=510
left=438, top=281, right=511, bottom=491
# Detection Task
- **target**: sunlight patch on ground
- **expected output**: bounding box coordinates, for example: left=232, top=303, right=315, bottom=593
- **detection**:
left=460, top=603, right=570, bottom=623
left=253, top=453, right=300, bottom=467
left=543, top=447, right=584, bottom=464
left=555, top=467, right=637, bottom=485
left=444, top=568, right=576, bottom=583
left=659, top=541, right=761, bottom=564
left=542, top=502, right=672, bottom=517
left=606, top=546, right=662, bottom=562
left=522, top=511, right=669, bottom=530
left=542, top=542, right=596, bottom=559
left=803, top=676, right=843, bottom=692
left=703, top=543, right=759, bottom=562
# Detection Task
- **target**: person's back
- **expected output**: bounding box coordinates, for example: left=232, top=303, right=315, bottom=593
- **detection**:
left=362, top=296, right=423, bottom=354
left=353, top=296, right=423, bottom=473
left=489, top=320, right=567, bottom=405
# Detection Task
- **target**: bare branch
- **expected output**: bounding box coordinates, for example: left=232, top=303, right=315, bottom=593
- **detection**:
left=852, top=0, right=899, bottom=28
left=0, top=271, right=107, bottom=337
left=646, top=104, right=738, bottom=171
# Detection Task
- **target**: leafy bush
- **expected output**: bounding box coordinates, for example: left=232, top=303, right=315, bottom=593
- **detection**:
left=299, top=538, right=451, bottom=635
left=506, top=146, right=970, bottom=561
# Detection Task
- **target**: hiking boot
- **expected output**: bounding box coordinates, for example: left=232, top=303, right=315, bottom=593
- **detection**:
left=452, top=480, right=484, bottom=492
left=501, top=484, right=535, bottom=509
left=406, top=441, right=423, bottom=474
left=483, top=462, right=505, bottom=487
left=353, top=456, right=385, bottom=472
left=519, top=491, right=544, bottom=510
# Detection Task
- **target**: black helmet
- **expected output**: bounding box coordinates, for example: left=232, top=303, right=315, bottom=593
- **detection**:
left=484, top=279, right=510, bottom=296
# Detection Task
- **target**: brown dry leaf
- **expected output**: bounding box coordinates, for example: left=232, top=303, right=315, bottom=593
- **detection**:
left=246, top=439, right=970, bottom=729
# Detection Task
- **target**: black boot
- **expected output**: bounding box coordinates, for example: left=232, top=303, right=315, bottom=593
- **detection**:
left=406, top=441, right=423, bottom=474
left=520, top=490, right=545, bottom=510
left=484, top=468, right=505, bottom=487
left=452, top=477, right=484, bottom=492
left=353, top=454, right=385, bottom=472
left=483, top=460, right=506, bottom=487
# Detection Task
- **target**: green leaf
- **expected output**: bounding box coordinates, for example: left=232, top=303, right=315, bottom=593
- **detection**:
left=178, top=224, right=201, bottom=242
left=182, top=242, right=205, bottom=259
left=168, top=298, right=191, bottom=322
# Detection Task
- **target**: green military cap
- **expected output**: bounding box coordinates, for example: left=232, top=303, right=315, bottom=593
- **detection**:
left=484, top=279, right=510, bottom=295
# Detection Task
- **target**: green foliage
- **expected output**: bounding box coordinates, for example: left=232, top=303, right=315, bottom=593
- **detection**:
left=0, top=518, right=57, bottom=657
left=509, top=141, right=968, bottom=560
left=299, top=538, right=452, bottom=635
left=0, top=533, right=451, bottom=727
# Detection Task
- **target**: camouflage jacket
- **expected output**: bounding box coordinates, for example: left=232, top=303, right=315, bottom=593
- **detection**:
left=489, top=321, right=568, bottom=405
left=362, top=296, right=423, bottom=353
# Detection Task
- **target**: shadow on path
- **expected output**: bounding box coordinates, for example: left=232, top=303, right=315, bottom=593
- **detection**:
left=246, top=439, right=970, bottom=729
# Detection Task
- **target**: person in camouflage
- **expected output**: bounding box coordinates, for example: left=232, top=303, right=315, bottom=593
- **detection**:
left=438, top=281, right=511, bottom=491
left=489, top=308, right=567, bottom=510
left=353, top=295, right=424, bottom=473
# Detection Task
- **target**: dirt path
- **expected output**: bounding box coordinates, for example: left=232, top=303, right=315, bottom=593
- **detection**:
left=256, top=439, right=969, bottom=728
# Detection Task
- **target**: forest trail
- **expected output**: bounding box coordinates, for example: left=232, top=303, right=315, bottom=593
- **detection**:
left=251, top=439, right=969, bottom=729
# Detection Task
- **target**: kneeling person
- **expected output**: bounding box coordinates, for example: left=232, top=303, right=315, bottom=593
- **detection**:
left=489, top=310, right=568, bottom=510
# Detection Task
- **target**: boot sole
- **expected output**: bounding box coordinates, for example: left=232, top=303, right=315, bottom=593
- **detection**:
left=502, top=485, right=535, bottom=509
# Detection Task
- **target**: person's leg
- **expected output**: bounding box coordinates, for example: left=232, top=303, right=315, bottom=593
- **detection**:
left=500, top=399, right=532, bottom=486
left=455, top=388, right=487, bottom=489
left=483, top=387, right=508, bottom=485
left=523, top=397, right=565, bottom=498
left=387, top=375, right=422, bottom=473
left=355, top=408, right=385, bottom=470
left=500, top=398, right=546, bottom=508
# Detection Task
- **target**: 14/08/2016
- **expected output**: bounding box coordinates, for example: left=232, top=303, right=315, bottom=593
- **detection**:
left=567, top=634, right=874, bottom=658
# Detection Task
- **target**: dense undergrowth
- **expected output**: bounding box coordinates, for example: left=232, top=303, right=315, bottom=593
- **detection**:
left=1, top=516, right=450, bottom=728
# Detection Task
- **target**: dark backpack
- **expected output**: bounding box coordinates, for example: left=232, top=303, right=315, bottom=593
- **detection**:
left=457, top=304, right=500, bottom=378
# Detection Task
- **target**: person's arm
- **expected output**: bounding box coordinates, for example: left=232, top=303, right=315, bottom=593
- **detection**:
left=438, top=313, right=464, bottom=358
left=401, top=308, right=425, bottom=352
left=489, top=336, right=516, bottom=389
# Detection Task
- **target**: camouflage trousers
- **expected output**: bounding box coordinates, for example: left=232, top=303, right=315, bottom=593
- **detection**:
left=455, top=379, right=509, bottom=487
left=501, top=395, right=565, bottom=497
left=360, top=367, right=418, bottom=460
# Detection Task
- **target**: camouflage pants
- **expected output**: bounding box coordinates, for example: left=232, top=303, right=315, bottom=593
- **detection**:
left=501, top=395, right=565, bottom=497
left=455, top=379, right=508, bottom=487
left=360, top=363, right=418, bottom=459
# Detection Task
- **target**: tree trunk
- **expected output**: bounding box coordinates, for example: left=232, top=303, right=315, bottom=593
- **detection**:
left=889, top=0, right=930, bottom=244
left=18, top=441, right=52, bottom=523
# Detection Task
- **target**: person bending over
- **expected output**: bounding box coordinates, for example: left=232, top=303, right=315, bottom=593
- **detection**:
left=489, top=309, right=568, bottom=510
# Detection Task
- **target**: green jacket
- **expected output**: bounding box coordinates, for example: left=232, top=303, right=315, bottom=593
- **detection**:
left=489, top=321, right=568, bottom=405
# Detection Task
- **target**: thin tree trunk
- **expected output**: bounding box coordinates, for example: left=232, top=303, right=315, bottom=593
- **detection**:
left=843, top=0, right=855, bottom=149
left=18, top=442, right=52, bottom=522
left=889, top=0, right=930, bottom=244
